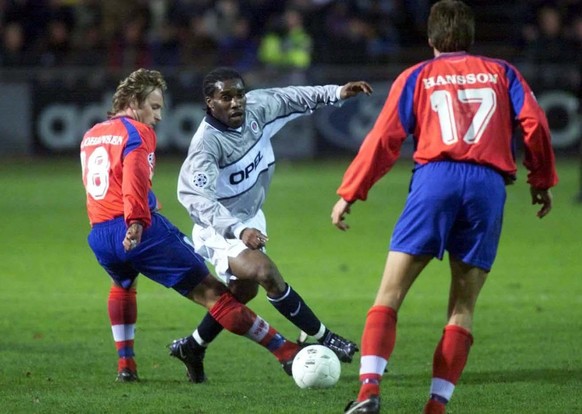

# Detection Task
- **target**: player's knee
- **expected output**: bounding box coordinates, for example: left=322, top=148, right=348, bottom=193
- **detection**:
left=253, top=260, right=283, bottom=291
left=230, top=282, right=259, bottom=303
left=186, top=274, right=229, bottom=307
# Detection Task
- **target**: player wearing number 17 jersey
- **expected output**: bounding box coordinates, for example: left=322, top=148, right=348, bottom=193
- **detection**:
left=337, top=1, right=558, bottom=414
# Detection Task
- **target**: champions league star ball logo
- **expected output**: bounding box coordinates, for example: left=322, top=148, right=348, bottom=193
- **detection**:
left=192, top=172, right=208, bottom=188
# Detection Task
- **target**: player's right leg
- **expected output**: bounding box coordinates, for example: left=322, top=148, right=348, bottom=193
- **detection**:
left=108, top=282, right=139, bottom=382
left=424, top=163, right=503, bottom=413
left=423, top=258, right=487, bottom=414
left=87, top=217, right=141, bottom=382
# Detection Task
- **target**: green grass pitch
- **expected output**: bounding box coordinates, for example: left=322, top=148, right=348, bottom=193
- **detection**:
left=0, top=156, right=580, bottom=413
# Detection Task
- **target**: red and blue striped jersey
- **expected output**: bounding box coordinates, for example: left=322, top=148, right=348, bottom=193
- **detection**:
left=338, top=52, right=558, bottom=202
left=80, top=116, right=158, bottom=227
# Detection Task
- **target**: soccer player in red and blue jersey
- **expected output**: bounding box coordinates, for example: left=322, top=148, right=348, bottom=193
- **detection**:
left=81, top=68, right=301, bottom=382
left=335, top=2, right=558, bottom=413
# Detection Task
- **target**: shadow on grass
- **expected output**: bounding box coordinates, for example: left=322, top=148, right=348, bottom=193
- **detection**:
left=342, top=368, right=582, bottom=387
left=461, top=368, right=582, bottom=385
left=342, top=367, right=581, bottom=388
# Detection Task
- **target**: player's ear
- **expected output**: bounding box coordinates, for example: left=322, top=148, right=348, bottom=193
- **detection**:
left=205, top=96, right=214, bottom=110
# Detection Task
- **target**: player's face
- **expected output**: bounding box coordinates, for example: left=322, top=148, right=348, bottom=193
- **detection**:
left=206, top=78, right=246, bottom=128
left=135, top=87, right=164, bottom=127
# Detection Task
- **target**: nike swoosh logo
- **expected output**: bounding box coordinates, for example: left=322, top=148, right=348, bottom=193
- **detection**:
left=226, top=150, right=235, bottom=158
left=290, top=303, right=301, bottom=317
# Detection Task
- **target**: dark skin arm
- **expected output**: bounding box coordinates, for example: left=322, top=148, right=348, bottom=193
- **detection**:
left=339, top=81, right=373, bottom=99
left=530, top=187, right=553, bottom=218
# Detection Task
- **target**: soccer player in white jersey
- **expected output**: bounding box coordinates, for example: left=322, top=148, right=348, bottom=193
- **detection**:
left=169, top=67, right=373, bottom=382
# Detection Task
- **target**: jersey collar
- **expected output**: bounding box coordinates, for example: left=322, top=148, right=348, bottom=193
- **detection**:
left=204, top=114, right=243, bottom=133
left=434, top=51, right=468, bottom=60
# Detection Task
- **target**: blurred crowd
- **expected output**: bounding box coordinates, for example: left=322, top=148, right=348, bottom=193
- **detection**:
left=0, top=0, right=580, bottom=75
left=0, top=0, right=431, bottom=73
left=515, top=0, right=582, bottom=65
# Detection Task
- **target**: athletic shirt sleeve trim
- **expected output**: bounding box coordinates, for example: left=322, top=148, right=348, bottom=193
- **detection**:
left=399, top=64, right=427, bottom=134
left=122, top=117, right=143, bottom=157
left=505, top=64, right=524, bottom=118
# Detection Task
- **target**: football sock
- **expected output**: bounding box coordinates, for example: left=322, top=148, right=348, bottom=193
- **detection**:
left=108, top=285, right=137, bottom=372
left=313, top=324, right=328, bottom=341
left=209, top=292, right=300, bottom=362
left=423, top=398, right=447, bottom=414
left=267, top=283, right=321, bottom=336
left=428, top=324, right=474, bottom=405
left=118, top=356, right=137, bottom=373
left=357, top=306, right=398, bottom=401
left=192, top=312, right=224, bottom=347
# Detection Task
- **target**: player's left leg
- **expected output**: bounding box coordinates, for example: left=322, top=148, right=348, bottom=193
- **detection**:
left=345, top=251, right=431, bottom=413
left=423, top=258, right=487, bottom=414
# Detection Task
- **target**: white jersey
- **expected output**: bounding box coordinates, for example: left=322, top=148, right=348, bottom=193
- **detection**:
left=178, top=85, right=343, bottom=239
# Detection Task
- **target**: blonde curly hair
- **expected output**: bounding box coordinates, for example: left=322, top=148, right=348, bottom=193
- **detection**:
left=108, top=68, right=167, bottom=118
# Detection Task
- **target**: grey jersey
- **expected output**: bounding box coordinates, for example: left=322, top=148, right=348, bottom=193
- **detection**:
left=178, top=84, right=343, bottom=238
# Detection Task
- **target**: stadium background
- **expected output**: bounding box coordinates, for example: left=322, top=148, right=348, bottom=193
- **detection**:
left=1, top=2, right=581, bottom=413
left=1, top=0, right=581, bottom=166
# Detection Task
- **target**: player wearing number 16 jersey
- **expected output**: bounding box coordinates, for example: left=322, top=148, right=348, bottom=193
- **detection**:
left=336, top=1, right=558, bottom=414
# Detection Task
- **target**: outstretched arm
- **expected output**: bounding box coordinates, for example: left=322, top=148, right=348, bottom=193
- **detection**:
left=339, top=81, right=373, bottom=99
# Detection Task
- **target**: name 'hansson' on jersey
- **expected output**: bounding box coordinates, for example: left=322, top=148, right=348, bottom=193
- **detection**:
left=422, top=73, right=498, bottom=89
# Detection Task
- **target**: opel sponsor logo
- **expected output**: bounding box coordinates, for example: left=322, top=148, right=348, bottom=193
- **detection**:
left=230, top=152, right=263, bottom=184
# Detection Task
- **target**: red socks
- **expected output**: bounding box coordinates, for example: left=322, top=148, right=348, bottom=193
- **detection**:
left=357, top=306, right=398, bottom=401
left=208, top=291, right=255, bottom=335
left=424, top=324, right=474, bottom=413
left=361, top=306, right=398, bottom=360
left=424, top=399, right=446, bottom=414
left=432, top=325, right=473, bottom=385
left=108, top=286, right=137, bottom=372
left=209, top=292, right=299, bottom=362
left=355, top=308, right=473, bottom=413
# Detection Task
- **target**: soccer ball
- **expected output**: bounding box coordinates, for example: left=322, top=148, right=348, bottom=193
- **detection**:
left=291, top=345, right=341, bottom=389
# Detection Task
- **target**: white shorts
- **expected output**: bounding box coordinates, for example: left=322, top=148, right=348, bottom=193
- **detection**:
left=192, top=210, right=267, bottom=284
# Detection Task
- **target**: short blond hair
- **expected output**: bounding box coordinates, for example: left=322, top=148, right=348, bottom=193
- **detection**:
left=108, top=68, right=167, bottom=117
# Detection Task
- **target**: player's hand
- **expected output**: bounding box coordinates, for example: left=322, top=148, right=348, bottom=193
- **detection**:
left=331, top=198, right=353, bottom=231
left=241, top=227, right=269, bottom=249
left=530, top=187, right=552, bottom=218
left=339, top=81, right=373, bottom=99
left=123, top=221, right=144, bottom=251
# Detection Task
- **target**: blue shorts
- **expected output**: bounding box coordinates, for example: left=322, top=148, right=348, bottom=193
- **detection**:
left=390, top=161, right=506, bottom=271
left=87, top=213, right=209, bottom=296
